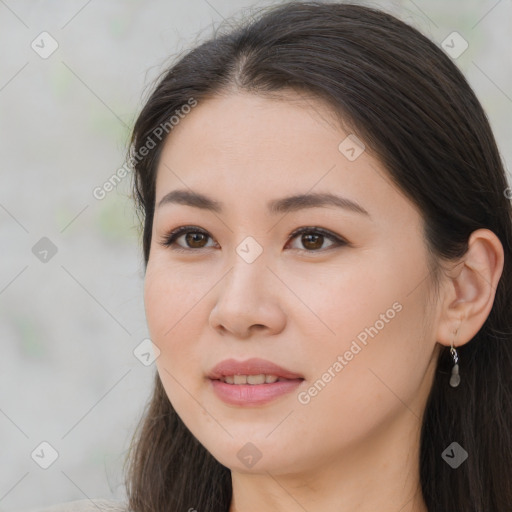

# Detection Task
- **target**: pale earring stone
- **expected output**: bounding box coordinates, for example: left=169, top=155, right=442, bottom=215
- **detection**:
left=450, top=362, right=460, bottom=387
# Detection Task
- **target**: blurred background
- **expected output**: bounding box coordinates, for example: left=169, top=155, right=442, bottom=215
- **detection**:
left=0, top=0, right=510, bottom=510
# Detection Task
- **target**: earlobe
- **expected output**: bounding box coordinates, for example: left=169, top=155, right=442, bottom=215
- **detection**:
left=435, top=228, right=504, bottom=349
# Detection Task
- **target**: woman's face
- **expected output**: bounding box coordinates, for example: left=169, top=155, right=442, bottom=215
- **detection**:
left=144, top=91, right=441, bottom=475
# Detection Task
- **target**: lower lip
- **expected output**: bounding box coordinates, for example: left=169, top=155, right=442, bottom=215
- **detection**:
left=209, top=378, right=303, bottom=406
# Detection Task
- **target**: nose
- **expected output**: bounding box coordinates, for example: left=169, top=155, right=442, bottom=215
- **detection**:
left=209, top=256, right=287, bottom=339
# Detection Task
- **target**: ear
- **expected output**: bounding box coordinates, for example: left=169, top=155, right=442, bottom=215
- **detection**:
left=435, top=228, right=505, bottom=348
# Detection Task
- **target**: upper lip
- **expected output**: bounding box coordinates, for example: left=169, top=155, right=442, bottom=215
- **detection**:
left=208, top=358, right=304, bottom=380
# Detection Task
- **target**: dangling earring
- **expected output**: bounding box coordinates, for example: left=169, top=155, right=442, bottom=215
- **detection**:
left=449, top=326, right=460, bottom=388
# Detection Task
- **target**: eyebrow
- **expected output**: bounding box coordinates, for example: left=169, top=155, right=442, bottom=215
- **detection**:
left=156, top=189, right=370, bottom=217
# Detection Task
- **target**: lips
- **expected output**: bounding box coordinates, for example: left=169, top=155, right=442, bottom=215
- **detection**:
left=207, top=358, right=304, bottom=406
left=207, top=357, right=304, bottom=381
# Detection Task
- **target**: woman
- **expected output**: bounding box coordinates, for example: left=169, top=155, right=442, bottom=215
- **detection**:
left=123, top=1, right=512, bottom=511
left=28, top=1, right=512, bottom=511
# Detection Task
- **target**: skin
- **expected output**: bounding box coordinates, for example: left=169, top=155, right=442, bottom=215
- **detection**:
left=143, top=91, right=504, bottom=512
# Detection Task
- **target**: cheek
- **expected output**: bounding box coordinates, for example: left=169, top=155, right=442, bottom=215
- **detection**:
left=143, top=266, right=172, bottom=345
left=290, top=299, right=430, bottom=453
left=143, top=260, right=210, bottom=381
left=144, top=259, right=201, bottom=340
left=144, top=265, right=205, bottom=413
left=296, top=248, right=432, bottom=402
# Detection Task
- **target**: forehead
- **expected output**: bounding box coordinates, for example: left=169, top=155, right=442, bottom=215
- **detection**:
left=157, top=92, right=349, bottom=183
left=154, top=91, right=416, bottom=227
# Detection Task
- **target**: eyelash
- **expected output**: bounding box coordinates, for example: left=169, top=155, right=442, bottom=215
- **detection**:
left=157, top=225, right=348, bottom=254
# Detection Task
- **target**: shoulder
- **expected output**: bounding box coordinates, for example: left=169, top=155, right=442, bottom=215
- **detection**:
left=16, top=499, right=130, bottom=512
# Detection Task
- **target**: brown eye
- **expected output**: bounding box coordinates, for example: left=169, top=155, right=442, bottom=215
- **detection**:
left=158, top=226, right=216, bottom=251
left=300, top=232, right=324, bottom=250
left=184, top=232, right=209, bottom=248
left=287, top=227, right=347, bottom=252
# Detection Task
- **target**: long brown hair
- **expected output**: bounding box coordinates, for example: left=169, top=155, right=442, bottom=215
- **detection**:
left=123, top=2, right=512, bottom=510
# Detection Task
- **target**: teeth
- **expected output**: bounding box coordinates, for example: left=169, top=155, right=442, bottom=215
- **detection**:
left=233, top=374, right=247, bottom=385
left=247, top=374, right=266, bottom=384
left=221, top=374, right=281, bottom=385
